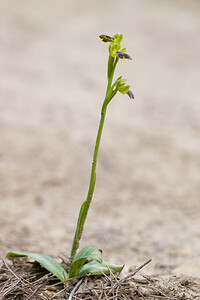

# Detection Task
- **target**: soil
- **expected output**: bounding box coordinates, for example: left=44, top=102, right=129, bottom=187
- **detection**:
left=0, top=0, right=200, bottom=298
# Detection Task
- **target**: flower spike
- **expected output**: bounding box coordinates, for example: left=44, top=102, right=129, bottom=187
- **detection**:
left=6, top=34, right=134, bottom=284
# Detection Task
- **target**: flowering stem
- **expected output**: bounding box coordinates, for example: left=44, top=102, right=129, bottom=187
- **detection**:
left=70, top=56, right=118, bottom=260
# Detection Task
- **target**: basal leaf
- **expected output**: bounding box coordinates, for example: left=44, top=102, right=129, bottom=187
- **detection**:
left=69, top=257, right=87, bottom=278
left=69, top=253, right=102, bottom=278
left=78, top=260, right=123, bottom=276
left=74, top=245, right=102, bottom=261
left=7, top=252, right=68, bottom=282
left=87, top=254, right=102, bottom=264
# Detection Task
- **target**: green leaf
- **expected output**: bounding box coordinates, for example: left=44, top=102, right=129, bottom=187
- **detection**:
left=88, top=253, right=102, bottom=263
left=69, top=253, right=102, bottom=278
left=69, top=246, right=103, bottom=278
left=78, top=260, right=123, bottom=276
left=7, top=252, right=68, bottom=282
left=69, top=257, right=87, bottom=278
left=70, top=200, right=88, bottom=259
left=117, top=34, right=123, bottom=44
left=74, top=245, right=102, bottom=261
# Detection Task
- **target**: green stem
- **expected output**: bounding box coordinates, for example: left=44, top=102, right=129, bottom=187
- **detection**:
left=70, top=56, right=118, bottom=260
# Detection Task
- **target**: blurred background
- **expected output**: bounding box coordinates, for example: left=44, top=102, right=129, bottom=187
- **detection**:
left=0, top=0, right=200, bottom=274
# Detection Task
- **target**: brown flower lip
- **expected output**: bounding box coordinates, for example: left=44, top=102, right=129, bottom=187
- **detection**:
left=99, top=34, right=114, bottom=42
left=116, top=51, right=132, bottom=60
left=127, top=90, right=134, bottom=99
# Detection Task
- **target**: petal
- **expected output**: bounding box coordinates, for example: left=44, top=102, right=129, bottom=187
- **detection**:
left=99, top=35, right=114, bottom=43
left=116, top=51, right=132, bottom=60
left=127, top=90, right=134, bottom=99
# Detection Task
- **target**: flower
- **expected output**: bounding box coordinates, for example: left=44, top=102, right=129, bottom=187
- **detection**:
left=117, top=79, right=130, bottom=94
left=115, top=78, right=134, bottom=100
left=99, top=34, right=132, bottom=60
left=99, top=34, right=134, bottom=100
left=100, top=34, right=122, bottom=57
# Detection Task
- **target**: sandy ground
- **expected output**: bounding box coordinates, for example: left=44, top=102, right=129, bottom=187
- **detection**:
left=0, top=0, right=200, bottom=278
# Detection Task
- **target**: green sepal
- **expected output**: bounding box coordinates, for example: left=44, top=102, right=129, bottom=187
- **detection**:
left=111, top=76, right=123, bottom=90
left=118, top=84, right=130, bottom=94
left=109, top=43, right=121, bottom=57
left=120, top=47, right=126, bottom=53
left=118, top=78, right=127, bottom=85
left=113, top=34, right=123, bottom=44
left=109, top=34, right=122, bottom=57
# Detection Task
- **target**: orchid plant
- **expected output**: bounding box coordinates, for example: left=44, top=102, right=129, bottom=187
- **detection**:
left=7, top=34, right=134, bottom=282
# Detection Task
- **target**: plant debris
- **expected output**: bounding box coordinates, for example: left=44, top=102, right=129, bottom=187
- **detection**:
left=0, top=258, right=200, bottom=299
